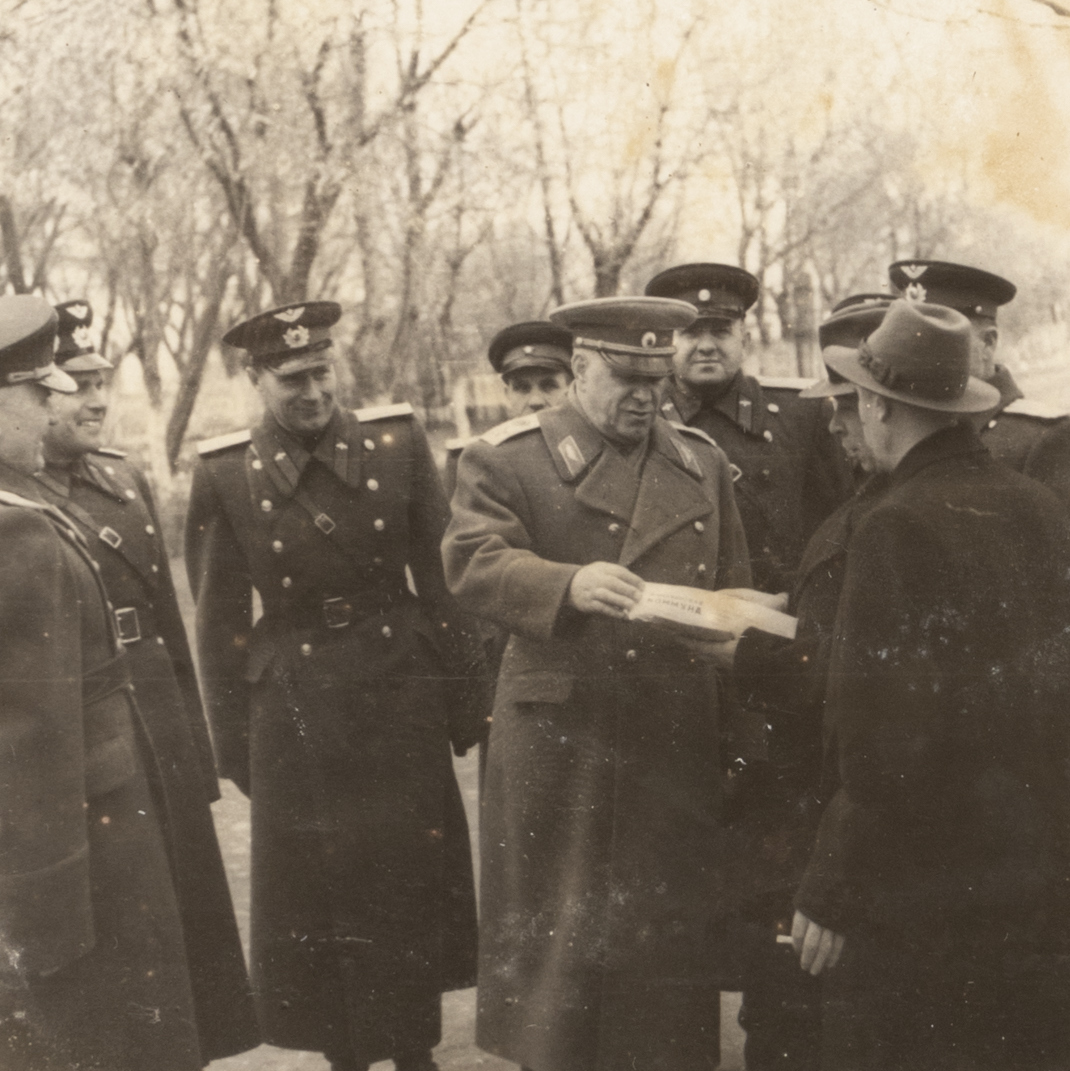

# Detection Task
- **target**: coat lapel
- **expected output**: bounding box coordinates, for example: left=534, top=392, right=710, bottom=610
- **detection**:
left=619, top=422, right=714, bottom=568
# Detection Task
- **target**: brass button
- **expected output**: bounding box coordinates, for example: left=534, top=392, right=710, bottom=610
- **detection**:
left=767, top=402, right=780, bottom=414
left=274, top=451, right=286, bottom=462
left=261, top=500, right=273, bottom=512
left=125, top=489, right=136, bottom=500
left=694, top=521, right=705, bottom=532
left=252, top=459, right=263, bottom=470
left=281, top=576, right=292, bottom=588
left=697, top=563, right=707, bottom=575
left=625, top=649, right=638, bottom=662
left=300, top=643, right=312, bottom=656
left=156, top=636, right=165, bottom=646
left=367, top=479, right=379, bottom=491
left=337, top=442, right=348, bottom=451
left=104, top=465, right=115, bottom=475
left=608, top=522, right=621, bottom=534
left=364, top=439, right=376, bottom=451
left=763, top=430, right=774, bottom=442
left=988, top=419, right=998, bottom=429
left=145, top=525, right=155, bottom=535
left=151, top=564, right=159, bottom=573
left=373, top=519, right=385, bottom=531
left=272, top=540, right=283, bottom=553
left=382, top=626, right=393, bottom=639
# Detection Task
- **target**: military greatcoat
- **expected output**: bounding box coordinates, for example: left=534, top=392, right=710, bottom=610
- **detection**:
left=185, top=403, right=481, bottom=1063
left=0, top=465, right=202, bottom=1071
left=443, top=402, right=752, bottom=1071
left=33, top=450, right=259, bottom=1062
left=662, top=372, right=853, bottom=593
left=797, top=424, right=1070, bottom=1069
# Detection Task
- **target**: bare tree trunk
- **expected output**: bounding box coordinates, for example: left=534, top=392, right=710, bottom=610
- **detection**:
left=0, top=197, right=29, bottom=293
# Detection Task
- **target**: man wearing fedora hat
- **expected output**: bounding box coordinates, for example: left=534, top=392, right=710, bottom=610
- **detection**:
left=0, top=295, right=209, bottom=1070
left=443, top=296, right=752, bottom=1071
left=185, top=301, right=486, bottom=1071
left=791, top=299, right=1070, bottom=1069
left=30, top=300, right=259, bottom=1062
left=889, top=259, right=1070, bottom=501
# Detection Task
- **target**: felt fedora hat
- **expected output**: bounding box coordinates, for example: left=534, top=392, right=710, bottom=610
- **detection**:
left=823, top=299, right=999, bottom=414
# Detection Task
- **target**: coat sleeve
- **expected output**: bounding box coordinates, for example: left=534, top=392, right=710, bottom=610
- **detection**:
left=1022, top=419, right=1070, bottom=510
left=184, top=461, right=253, bottom=794
left=0, top=509, right=95, bottom=978
left=135, top=468, right=220, bottom=803
left=442, top=439, right=581, bottom=643
left=403, top=420, right=490, bottom=755
left=794, top=507, right=949, bottom=931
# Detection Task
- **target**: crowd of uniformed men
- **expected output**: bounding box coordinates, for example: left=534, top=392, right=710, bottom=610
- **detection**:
left=0, top=256, right=1067, bottom=1071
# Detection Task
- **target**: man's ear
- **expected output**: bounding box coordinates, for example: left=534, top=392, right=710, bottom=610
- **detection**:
left=571, top=351, right=588, bottom=380
left=981, top=325, right=999, bottom=359
left=873, top=392, right=892, bottom=423
left=740, top=324, right=751, bottom=355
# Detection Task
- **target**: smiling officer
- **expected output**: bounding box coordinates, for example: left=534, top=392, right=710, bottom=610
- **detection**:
left=185, top=301, right=484, bottom=1071
left=31, top=299, right=259, bottom=1064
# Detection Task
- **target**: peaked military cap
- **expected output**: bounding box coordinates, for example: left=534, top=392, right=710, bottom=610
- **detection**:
left=550, top=297, right=696, bottom=378
left=644, top=263, right=759, bottom=322
left=888, top=260, right=1016, bottom=321
left=0, top=296, right=75, bottom=393
left=823, top=299, right=999, bottom=414
left=223, top=301, right=342, bottom=374
left=488, top=321, right=573, bottom=377
left=802, top=294, right=896, bottom=399
left=54, top=300, right=113, bottom=372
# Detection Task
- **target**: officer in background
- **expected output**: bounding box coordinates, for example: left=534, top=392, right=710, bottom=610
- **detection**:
left=646, top=263, right=853, bottom=594
left=185, top=301, right=484, bottom=1071
left=444, top=320, right=573, bottom=497
left=32, top=300, right=259, bottom=1063
left=888, top=259, right=1070, bottom=499
left=0, top=296, right=204, bottom=1071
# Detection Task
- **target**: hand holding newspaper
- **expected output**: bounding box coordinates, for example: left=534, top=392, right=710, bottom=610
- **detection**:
left=626, top=582, right=797, bottom=640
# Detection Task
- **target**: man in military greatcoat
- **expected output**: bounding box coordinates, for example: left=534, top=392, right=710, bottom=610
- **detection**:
left=793, top=299, right=1070, bottom=1070
left=888, top=259, right=1070, bottom=501
left=646, top=263, right=853, bottom=594
left=185, top=301, right=484, bottom=1071
left=0, top=295, right=205, bottom=1071
left=443, top=296, right=753, bottom=1071
left=32, top=300, right=259, bottom=1063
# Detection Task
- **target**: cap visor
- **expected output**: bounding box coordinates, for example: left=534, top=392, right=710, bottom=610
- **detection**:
left=798, top=378, right=856, bottom=399
left=60, top=353, right=114, bottom=373
left=823, top=346, right=1001, bottom=414
left=39, top=365, right=78, bottom=394
left=262, top=351, right=335, bottom=377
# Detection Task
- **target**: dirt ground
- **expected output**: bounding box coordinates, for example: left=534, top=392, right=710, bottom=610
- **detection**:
left=171, top=561, right=745, bottom=1071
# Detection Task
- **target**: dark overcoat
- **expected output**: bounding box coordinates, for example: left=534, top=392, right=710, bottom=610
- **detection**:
left=443, top=402, right=752, bottom=1071
left=33, top=451, right=259, bottom=1061
left=0, top=468, right=202, bottom=1071
left=795, top=425, right=1070, bottom=1068
left=662, top=372, right=853, bottom=593
left=185, top=404, right=481, bottom=1063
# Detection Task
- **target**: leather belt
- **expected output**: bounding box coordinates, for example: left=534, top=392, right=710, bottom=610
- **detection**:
left=265, top=584, right=412, bottom=632
left=113, top=606, right=159, bottom=646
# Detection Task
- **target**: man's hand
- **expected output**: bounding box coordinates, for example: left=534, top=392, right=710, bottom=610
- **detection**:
left=568, top=562, right=644, bottom=618
left=792, top=909, right=845, bottom=976
left=719, top=588, right=790, bottom=613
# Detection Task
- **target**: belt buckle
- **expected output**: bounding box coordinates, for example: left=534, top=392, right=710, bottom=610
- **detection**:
left=322, top=597, right=353, bottom=629
left=114, top=607, right=141, bottom=644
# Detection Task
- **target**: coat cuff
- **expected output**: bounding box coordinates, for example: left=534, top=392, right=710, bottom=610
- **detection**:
left=0, top=846, right=95, bottom=977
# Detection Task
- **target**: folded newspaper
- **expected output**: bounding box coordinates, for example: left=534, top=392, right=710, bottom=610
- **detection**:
left=627, top=583, right=797, bottom=640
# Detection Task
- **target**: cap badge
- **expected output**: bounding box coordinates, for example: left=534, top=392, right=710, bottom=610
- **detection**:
left=904, top=282, right=927, bottom=303
left=524, top=345, right=533, bottom=353
left=641, top=332, right=657, bottom=348
left=900, top=264, right=927, bottom=280
left=68, top=303, right=89, bottom=321
left=73, top=325, right=93, bottom=349
left=283, top=325, right=310, bottom=349
left=698, top=289, right=711, bottom=302
left=274, top=307, right=305, bottom=323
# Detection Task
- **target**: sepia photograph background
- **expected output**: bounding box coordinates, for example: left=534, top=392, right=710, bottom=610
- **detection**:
left=4, top=0, right=1070, bottom=1065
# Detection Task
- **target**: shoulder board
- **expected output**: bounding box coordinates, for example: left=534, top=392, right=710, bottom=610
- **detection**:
left=445, top=435, right=476, bottom=453
left=93, top=446, right=128, bottom=459
left=196, top=429, right=252, bottom=456
left=757, top=375, right=819, bottom=391
left=0, top=490, right=47, bottom=511
left=670, top=422, right=719, bottom=449
left=481, top=413, right=541, bottom=446
left=1002, top=398, right=1069, bottom=421
left=354, top=402, right=414, bottom=423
